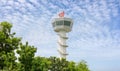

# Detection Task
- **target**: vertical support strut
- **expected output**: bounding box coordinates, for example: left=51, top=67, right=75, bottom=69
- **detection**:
left=57, top=31, right=68, bottom=59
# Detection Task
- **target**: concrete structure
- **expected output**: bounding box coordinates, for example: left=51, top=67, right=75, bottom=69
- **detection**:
left=52, top=17, right=73, bottom=59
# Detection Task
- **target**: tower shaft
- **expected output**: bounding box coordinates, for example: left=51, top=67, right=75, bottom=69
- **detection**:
left=57, top=31, right=68, bottom=59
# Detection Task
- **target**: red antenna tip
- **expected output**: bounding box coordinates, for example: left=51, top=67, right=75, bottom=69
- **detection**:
left=58, top=11, right=64, bottom=17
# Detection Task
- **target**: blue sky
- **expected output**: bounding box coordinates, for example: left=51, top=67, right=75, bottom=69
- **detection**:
left=0, top=0, right=120, bottom=71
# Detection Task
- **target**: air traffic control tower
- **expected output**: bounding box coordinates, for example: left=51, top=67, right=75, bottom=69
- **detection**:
left=52, top=11, right=73, bottom=59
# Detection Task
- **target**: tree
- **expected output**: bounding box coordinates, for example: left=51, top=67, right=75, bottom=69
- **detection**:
left=17, top=42, right=37, bottom=71
left=31, top=56, right=51, bottom=71
left=48, top=57, right=69, bottom=71
left=0, top=22, right=21, bottom=70
left=67, top=61, right=76, bottom=71
left=76, top=60, right=90, bottom=71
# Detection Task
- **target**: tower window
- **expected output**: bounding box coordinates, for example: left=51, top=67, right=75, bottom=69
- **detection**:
left=56, top=21, right=63, bottom=26
left=64, top=21, right=71, bottom=26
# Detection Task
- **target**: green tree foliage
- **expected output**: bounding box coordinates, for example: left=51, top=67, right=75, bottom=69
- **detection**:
left=48, top=57, right=69, bottom=71
left=17, top=42, right=37, bottom=71
left=0, top=22, right=21, bottom=52
left=76, top=60, right=90, bottom=71
left=0, top=22, right=21, bottom=70
left=0, top=21, right=90, bottom=71
left=31, top=57, right=51, bottom=71
left=67, top=61, right=76, bottom=71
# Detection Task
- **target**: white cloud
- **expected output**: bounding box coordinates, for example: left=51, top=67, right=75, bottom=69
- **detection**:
left=17, top=0, right=26, bottom=3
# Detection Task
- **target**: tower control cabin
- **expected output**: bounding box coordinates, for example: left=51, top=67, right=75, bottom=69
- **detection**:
left=52, top=17, right=73, bottom=59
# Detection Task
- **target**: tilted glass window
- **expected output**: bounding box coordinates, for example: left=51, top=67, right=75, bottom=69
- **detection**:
left=56, top=21, right=63, bottom=26
left=64, top=21, right=71, bottom=26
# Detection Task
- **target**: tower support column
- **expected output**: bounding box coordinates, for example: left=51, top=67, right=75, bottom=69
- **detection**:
left=57, top=31, right=68, bottom=59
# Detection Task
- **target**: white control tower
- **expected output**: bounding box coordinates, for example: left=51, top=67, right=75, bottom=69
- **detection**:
left=52, top=11, right=73, bottom=59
